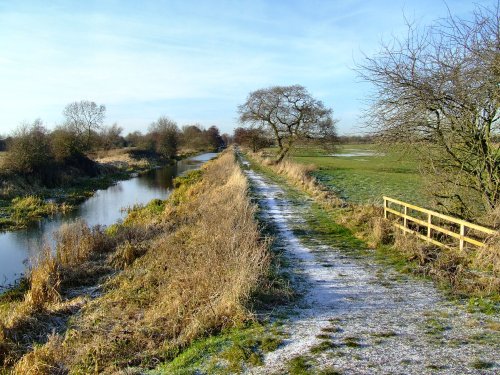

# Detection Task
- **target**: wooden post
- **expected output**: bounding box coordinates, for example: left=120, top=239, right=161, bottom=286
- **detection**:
left=459, top=224, right=465, bottom=251
left=427, top=213, right=431, bottom=238
left=403, top=205, right=407, bottom=229
left=384, top=198, right=387, bottom=219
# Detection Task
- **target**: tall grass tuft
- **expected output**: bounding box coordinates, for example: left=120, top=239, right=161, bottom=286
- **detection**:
left=54, top=219, right=111, bottom=267
left=24, top=247, right=61, bottom=310
left=12, top=334, right=65, bottom=375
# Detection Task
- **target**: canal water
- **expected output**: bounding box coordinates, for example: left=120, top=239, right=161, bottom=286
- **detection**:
left=0, top=152, right=217, bottom=290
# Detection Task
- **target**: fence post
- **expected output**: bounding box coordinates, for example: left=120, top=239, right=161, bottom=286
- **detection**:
left=459, top=224, right=465, bottom=251
left=427, top=213, right=431, bottom=238
left=403, top=205, right=408, bottom=229
left=384, top=198, right=387, bottom=219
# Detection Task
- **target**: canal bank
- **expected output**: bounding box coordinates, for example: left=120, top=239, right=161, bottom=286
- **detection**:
left=0, top=152, right=217, bottom=290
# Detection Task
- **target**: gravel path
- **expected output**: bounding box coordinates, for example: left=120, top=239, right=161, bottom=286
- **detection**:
left=244, top=167, right=499, bottom=375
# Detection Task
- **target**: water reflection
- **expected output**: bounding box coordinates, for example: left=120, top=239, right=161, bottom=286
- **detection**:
left=0, top=152, right=217, bottom=289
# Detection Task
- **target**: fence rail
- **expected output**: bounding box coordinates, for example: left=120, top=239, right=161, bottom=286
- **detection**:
left=383, top=196, right=497, bottom=250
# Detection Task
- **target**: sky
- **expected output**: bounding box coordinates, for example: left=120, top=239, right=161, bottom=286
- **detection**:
left=0, top=0, right=494, bottom=136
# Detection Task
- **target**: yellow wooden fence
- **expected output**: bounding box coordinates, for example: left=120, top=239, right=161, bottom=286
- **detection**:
left=383, top=196, right=497, bottom=250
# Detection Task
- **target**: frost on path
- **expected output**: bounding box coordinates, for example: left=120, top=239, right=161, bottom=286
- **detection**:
left=244, top=168, right=499, bottom=375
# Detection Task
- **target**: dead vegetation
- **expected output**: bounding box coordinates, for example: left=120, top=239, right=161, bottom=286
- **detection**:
left=1, top=149, right=270, bottom=373
left=250, top=151, right=343, bottom=207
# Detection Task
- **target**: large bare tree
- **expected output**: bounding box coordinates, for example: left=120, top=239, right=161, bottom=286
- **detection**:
left=358, top=4, right=500, bottom=221
left=63, top=100, right=106, bottom=150
left=238, top=85, right=337, bottom=163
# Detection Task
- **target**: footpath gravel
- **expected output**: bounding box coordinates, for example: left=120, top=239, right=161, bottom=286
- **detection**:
left=244, top=167, right=499, bottom=375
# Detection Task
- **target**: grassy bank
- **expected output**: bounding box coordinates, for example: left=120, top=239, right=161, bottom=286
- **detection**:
left=0, top=149, right=274, bottom=374
left=245, top=150, right=499, bottom=310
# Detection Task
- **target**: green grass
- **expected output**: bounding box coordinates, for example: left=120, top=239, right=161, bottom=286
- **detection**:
left=310, top=341, right=338, bottom=354
left=0, top=195, right=61, bottom=230
left=470, top=359, right=495, bottom=370
left=467, top=297, right=499, bottom=315
left=285, top=144, right=424, bottom=205
left=152, top=322, right=284, bottom=374
left=287, top=355, right=313, bottom=375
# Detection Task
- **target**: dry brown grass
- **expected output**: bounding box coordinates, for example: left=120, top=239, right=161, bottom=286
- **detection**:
left=110, top=240, right=148, bottom=269
left=478, top=234, right=500, bottom=275
left=483, top=204, right=500, bottom=229
left=0, top=151, right=6, bottom=167
left=12, top=334, right=65, bottom=375
left=24, top=247, right=61, bottom=310
left=5, top=149, right=269, bottom=373
left=93, top=147, right=150, bottom=169
left=0, top=224, right=108, bottom=368
left=54, top=220, right=111, bottom=267
left=393, top=231, right=439, bottom=266
left=391, top=230, right=500, bottom=296
left=250, top=152, right=343, bottom=207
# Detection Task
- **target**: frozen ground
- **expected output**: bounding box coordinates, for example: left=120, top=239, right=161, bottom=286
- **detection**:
left=244, top=167, right=499, bottom=375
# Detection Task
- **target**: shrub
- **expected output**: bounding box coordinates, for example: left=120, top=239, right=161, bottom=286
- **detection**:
left=4, top=120, right=53, bottom=175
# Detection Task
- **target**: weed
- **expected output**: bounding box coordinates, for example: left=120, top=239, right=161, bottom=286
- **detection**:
left=310, top=341, right=338, bottom=354
left=423, top=318, right=450, bottom=336
left=371, top=331, right=397, bottom=338
left=0, top=279, right=29, bottom=303
left=288, top=355, right=313, bottom=375
left=342, top=337, right=362, bottom=348
left=321, top=326, right=342, bottom=334
left=260, top=336, right=283, bottom=352
left=318, top=367, right=342, bottom=375
left=470, top=359, right=495, bottom=369
left=467, top=297, right=499, bottom=315
left=316, top=334, right=331, bottom=340
left=54, top=219, right=112, bottom=267
left=52, top=151, right=269, bottom=373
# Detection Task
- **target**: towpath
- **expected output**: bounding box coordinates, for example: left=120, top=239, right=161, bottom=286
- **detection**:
left=243, top=164, right=499, bottom=375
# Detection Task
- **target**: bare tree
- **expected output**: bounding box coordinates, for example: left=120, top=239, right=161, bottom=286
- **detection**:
left=99, top=123, right=124, bottom=150
left=358, top=3, right=500, bottom=220
left=238, top=85, right=337, bottom=163
left=63, top=100, right=106, bottom=150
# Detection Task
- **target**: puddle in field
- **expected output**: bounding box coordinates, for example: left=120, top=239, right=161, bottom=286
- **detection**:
left=330, top=150, right=383, bottom=157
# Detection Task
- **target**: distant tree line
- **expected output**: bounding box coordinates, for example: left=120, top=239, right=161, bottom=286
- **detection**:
left=337, top=135, right=375, bottom=144
left=0, top=100, right=226, bottom=185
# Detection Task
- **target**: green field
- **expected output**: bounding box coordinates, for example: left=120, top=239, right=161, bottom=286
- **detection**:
left=287, top=144, right=425, bottom=206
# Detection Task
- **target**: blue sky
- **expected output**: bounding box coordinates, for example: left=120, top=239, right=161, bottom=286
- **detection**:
left=0, top=0, right=493, bottom=136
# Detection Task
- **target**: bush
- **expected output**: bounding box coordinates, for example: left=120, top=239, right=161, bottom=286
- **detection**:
left=4, top=120, right=52, bottom=175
